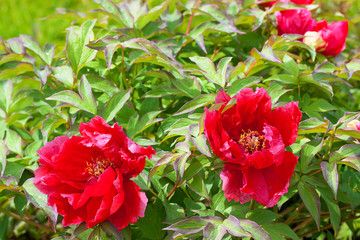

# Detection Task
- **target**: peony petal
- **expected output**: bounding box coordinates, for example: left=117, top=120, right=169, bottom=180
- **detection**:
left=319, top=21, right=348, bottom=56
left=37, top=136, right=69, bottom=166
left=234, top=88, right=272, bottom=129
left=108, top=180, right=148, bottom=230
left=275, top=9, right=316, bottom=36
left=215, top=90, right=231, bottom=104
left=267, top=101, right=302, bottom=147
left=75, top=167, right=119, bottom=208
left=241, top=151, right=298, bottom=207
left=220, top=165, right=252, bottom=204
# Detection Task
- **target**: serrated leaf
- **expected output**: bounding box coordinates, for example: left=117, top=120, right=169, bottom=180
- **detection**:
left=23, top=178, right=58, bottom=231
left=66, top=19, right=97, bottom=76
left=102, top=89, right=131, bottom=122
left=320, top=161, right=339, bottom=199
left=174, top=94, right=216, bottom=116
left=298, top=180, right=321, bottom=229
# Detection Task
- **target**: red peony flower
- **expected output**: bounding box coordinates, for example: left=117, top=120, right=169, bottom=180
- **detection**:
left=258, top=0, right=314, bottom=8
left=275, top=9, right=316, bottom=35
left=204, top=88, right=301, bottom=207
left=304, top=20, right=348, bottom=56
left=34, top=116, right=155, bottom=230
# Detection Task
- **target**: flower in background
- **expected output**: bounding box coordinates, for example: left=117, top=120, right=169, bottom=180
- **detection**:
left=258, top=0, right=314, bottom=8
left=276, top=9, right=348, bottom=56
left=304, top=20, right=349, bottom=56
left=204, top=88, right=302, bottom=207
left=347, top=120, right=360, bottom=131
left=275, top=9, right=316, bottom=35
left=34, top=116, right=155, bottom=230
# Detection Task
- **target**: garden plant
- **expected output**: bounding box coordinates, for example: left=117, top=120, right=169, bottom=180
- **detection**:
left=0, top=0, right=360, bottom=239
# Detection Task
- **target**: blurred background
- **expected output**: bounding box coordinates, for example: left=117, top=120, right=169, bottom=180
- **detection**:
left=0, top=0, right=97, bottom=45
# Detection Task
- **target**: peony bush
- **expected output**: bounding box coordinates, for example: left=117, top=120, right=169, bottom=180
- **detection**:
left=0, top=0, right=360, bottom=239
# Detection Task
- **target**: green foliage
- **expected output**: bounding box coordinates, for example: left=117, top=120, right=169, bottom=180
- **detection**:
left=1, top=0, right=360, bottom=239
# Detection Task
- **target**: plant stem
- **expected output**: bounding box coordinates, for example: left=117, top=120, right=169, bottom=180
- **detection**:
left=0, top=206, right=53, bottom=232
left=185, top=0, right=201, bottom=35
left=299, top=215, right=360, bottom=238
left=0, top=184, right=26, bottom=196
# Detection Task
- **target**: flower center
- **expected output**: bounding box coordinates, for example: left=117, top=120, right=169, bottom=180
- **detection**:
left=85, top=158, right=113, bottom=179
left=238, top=130, right=267, bottom=154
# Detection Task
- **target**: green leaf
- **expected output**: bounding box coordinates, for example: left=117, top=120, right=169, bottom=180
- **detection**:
left=136, top=2, right=168, bottom=29
left=164, top=216, right=209, bottom=235
left=329, top=144, right=360, bottom=163
left=5, top=129, right=22, bottom=156
left=227, top=76, right=261, bottom=96
left=281, top=54, right=298, bottom=77
left=174, top=93, right=216, bottom=116
left=143, top=86, right=181, bottom=98
left=41, top=114, right=67, bottom=143
left=100, top=220, right=123, bottom=240
left=318, top=187, right=341, bottom=233
left=137, top=200, right=166, bottom=240
left=102, top=89, right=131, bottom=122
left=262, top=223, right=300, bottom=240
left=20, top=35, right=54, bottom=65
left=320, top=161, right=339, bottom=199
left=190, top=56, right=229, bottom=87
left=148, top=153, right=178, bottom=183
left=187, top=174, right=211, bottom=201
left=203, top=223, right=227, bottom=240
left=127, top=110, right=162, bottom=138
left=66, top=19, right=97, bottom=76
left=224, top=215, right=270, bottom=240
left=298, top=180, right=321, bottom=229
left=0, top=140, right=6, bottom=176
left=190, top=134, right=212, bottom=157
left=23, top=178, right=58, bottom=230
left=299, top=138, right=323, bottom=173
left=52, top=65, right=74, bottom=87
left=174, top=152, right=191, bottom=185
left=246, top=209, right=280, bottom=225
left=338, top=157, right=360, bottom=172
left=14, top=194, right=27, bottom=218
left=87, top=74, right=119, bottom=96
left=0, top=62, right=33, bottom=79
left=46, top=75, right=97, bottom=115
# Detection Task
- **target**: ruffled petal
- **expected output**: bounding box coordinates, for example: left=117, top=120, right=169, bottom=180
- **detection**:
left=108, top=180, right=148, bottom=230
left=241, top=151, right=298, bottom=207
left=220, top=165, right=252, bottom=204
left=267, top=101, right=302, bottom=147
